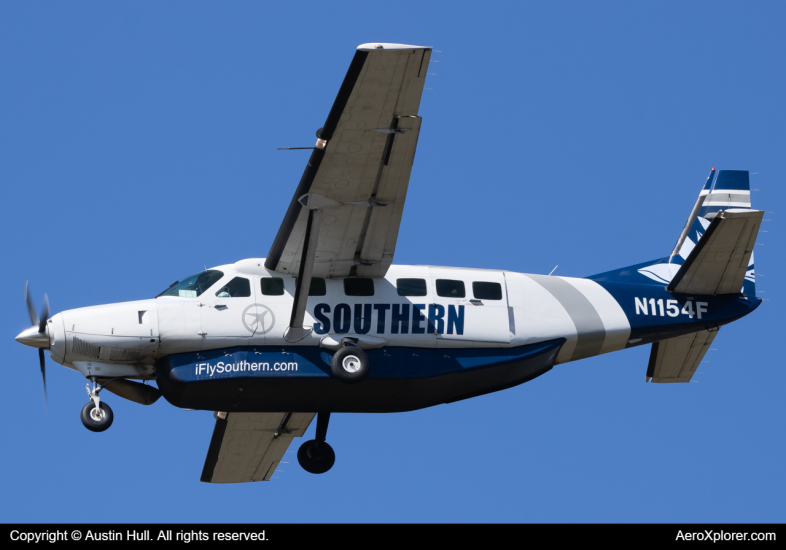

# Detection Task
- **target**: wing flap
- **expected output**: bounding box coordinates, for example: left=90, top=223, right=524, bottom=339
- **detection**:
left=646, top=329, right=718, bottom=383
left=201, top=412, right=315, bottom=484
left=668, top=209, right=763, bottom=295
left=356, top=115, right=423, bottom=277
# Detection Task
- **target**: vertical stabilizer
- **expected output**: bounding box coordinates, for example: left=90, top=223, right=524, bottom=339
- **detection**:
left=672, top=169, right=756, bottom=295
left=675, top=170, right=753, bottom=263
left=699, top=170, right=752, bottom=218
left=590, top=168, right=758, bottom=293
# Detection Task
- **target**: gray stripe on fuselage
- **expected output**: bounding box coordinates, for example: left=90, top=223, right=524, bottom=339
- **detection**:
left=525, top=274, right=606, bottom=361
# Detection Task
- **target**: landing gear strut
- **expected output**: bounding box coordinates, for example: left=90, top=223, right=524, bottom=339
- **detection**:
left=80, top=377, right=114, bottom=432
left=297, top=412, right=335, bottom=474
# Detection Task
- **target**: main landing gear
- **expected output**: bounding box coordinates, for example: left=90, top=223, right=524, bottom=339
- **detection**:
left=331, top=341, right=370, bottom=383
left=297, top=343, right=367, bottom=473
left=80, top=378, right=114, bottom=432
left=297, top=412, right=335, bottom=474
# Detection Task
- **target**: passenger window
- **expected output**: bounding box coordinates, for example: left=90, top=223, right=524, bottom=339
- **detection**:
left=215, top=277, right=251, bottom=298
left=294, top=277, right=327, bottom=296
left=344, top=278, right=374, bottom=296
left=261, top=277, right=284, bottom=296
left=308, top=278, right=326, bottom=296
left=396, top=278, right=427, bottom=297
left=436, top=279, right=465, bottom=298
left=473, top=281, right=502, bottom=300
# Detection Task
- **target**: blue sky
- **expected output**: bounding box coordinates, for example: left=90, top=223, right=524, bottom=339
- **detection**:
left=1, top=1, right=784, bottom=522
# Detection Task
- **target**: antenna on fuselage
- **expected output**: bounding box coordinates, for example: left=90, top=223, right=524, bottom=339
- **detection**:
left=549, top=265, right=558, bottom=276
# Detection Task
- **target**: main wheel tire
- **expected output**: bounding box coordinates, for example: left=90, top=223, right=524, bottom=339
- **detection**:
left=331, top=346, right=369, bottom=382
left=80, top=401, right=114, bottom=432
left=297, top=440, right=335, bottom=474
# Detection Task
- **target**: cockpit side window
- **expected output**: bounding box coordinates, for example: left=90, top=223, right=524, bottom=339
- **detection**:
left=215, top=277, right=251, bottom=298
left=157, top=270, right=224, bottom=298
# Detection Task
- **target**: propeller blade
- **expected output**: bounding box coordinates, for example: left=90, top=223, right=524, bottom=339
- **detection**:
left=38, top=294, right=50, bottom=334
left=39, top=348, right=48, bottom=408
left=25, top=281, right=39, bottom=327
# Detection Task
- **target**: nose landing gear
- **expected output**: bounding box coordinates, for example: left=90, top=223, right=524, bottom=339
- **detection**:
left=297, top=412, right=335, bottom=474
left=80, top=378, right=114, bottom=432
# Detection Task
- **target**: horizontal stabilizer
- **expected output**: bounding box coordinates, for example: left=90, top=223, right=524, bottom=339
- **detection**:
left=201, top=412, right=315, bottom=483
left=646, top=329, right=719, bottom=383
left=667, top=209, right=763, bottom=295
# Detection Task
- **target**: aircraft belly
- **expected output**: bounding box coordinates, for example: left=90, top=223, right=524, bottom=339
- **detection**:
left=155, top=339, right=564, bottom=413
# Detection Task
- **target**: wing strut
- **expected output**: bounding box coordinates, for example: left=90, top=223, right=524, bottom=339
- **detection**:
left=284, top=197, right=325, bottom=342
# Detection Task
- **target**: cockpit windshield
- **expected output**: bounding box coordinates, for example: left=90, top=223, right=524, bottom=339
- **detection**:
left=156, top=270, right=224, bottom=298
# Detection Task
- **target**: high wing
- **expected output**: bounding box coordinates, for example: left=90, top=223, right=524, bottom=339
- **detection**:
left=668, top=209, right=763, bottom=295
left=645, top=329, right=718, bottom=383
left=265, top=43, right=432, bottom=280
left=201, top=412, right=315, bottom=483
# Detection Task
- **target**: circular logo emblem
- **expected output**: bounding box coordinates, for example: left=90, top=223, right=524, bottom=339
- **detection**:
left=241, top=303, right=275, bottom=335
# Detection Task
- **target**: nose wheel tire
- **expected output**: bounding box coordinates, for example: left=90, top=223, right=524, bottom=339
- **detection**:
left=331, top=346, right=369, bottom=382
left=80, top=401, right=114, bottom=432
left=297, top=440, right=335, bottom=474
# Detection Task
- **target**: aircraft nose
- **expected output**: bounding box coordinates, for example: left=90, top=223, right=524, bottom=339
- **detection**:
left=15, top=325, right=50, bottom=349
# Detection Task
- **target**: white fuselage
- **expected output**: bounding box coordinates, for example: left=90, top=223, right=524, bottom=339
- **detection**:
left=46, top=258, right=633, bottom=379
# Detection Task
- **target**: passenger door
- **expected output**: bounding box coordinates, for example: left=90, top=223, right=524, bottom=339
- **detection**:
left=429, top=268, right=510, bottom=345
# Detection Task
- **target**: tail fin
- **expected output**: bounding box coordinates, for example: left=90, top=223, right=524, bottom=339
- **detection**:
left=590, top=169, right=759, bottom=295
left=672, top=169, right=753, bottom=257
left=670, top=169, right=757, bottom=295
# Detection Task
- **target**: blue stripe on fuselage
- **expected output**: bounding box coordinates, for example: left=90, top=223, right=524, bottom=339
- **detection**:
left=593, top=280, right=761, bottom=342
left=163, top=339, right=564, bottom=382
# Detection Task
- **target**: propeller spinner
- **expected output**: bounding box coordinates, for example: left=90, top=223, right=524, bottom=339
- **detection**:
left=16, top=282, right=50, bottom=406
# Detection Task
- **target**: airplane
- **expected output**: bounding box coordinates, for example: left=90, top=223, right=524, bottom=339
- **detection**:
left=16, top=43, right=763, bottom=483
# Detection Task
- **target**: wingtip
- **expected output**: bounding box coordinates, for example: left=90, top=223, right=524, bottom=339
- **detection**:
left=357, top=43, right=431, bottom=51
